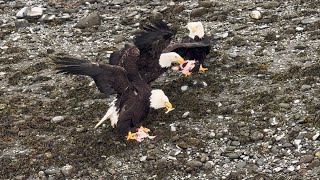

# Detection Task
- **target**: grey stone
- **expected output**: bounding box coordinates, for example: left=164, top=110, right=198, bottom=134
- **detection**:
left=60, top=164, right=73, bottom=176
left=231, top=141, right=240, bottom=146
left=308, top=159, right=320, bottom=169
left=16, top=7, right=29, bottom=18
left=27, top=7, right=43, bottom=17
left=114, top=35, right=125, bottom=43
left=182, top=111, right=190, bottom=118
left=236, top=161, right=247, bottom=168
left=299, top=155, right=314, bottom=164
left=187, top=160, right=202, bottom=168
left=256, top=158, right=265, bottom=166
left=301, top=84, right=311, bottom=91
left=301, top=17, right=320, bottom=24
left=190, top=7, right=208, bottom=18
left=51, top=116, right=64, bottom=123
left=44, top=167, right=60, bottom=175
left=40, top=14, right=56, bottom=21
left=279, top=103, right=290, bottom=109
left=181, top=85, right=188, bottom=91
left=250, top=131, right=264, bottom=141
left=15, top=19, right=29, bottom=28
left=282, top=142, right=293, bottom=148
left=225, top=153, right=239, bottom=159
left=75, top=12, right=101, bottom=29
left=108, top=168, right=116, bottom=175
left=111, top=0, right=125, bottom=5
left=204, top=161, right=214, bottom=169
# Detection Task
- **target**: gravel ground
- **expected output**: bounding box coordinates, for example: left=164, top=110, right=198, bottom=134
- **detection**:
left=1, top=0, right=320, bottom=179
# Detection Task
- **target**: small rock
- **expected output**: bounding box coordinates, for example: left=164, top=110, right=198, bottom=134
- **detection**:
left=51, top=116, right=64, bottom=123
left=204, top=161, right=214, bottom=169
left=312, top=132, right=319, bottom=140
left=282, top=143, right=293, bottom=148
left=60, top=164, right=73, bottom=176
left=225, top=153, right=239, bottom=159
left=236, top=161, right=247, bottom=169
left=301, top=17, right=320, bottom=24
left=316, top=151, right=320, bottom=158
left=250, top=131, right=264, bottom=141
left=169, top=149, right=181, bottom=156
left=231, top=141, right=240, bottom=146
left=177, top=141, right=189, bottom=149
left=256, top=158, right=265, bottom=166
left=250, top=10, right=262, bottom=20
left=287, top=165, right=295, bottom=172
left=199, top=1, right=213, bottom=8
left=15, top=19, right=29, bottom=28
left=299, top=155, right=314, bottom=164
left=273, top=167, right=283, bottom=172
left=107, top=168, right=116, bottom=175
left=308, top=159, right=320, bottom=169
left=172, top=5, right=185, bottom=14
left=269, top=117, right=279, bottom=126
left=182, top=111, right=190, bottom=118
left=140, top=156, right=147, bottom=162
left=200, top=154, right=209, bottom=162
left=301, top=84, right=311, bottom=91
left=114, top=35, right=125, bottom=43
left=187, top=160, right=202, bottom=168
left=16, top=7, right=29, bottom=18
left=75, top=12, right=101, bottom=29
left=40, top=14, right=56, bottom=21
left=279, top=103, right=290, bottom=109
left=296, top=26, right=304, bottom=31
left=190, top=7, right=208, bottom=17
left=111, top=0, right=125, bottom=5
left=44, top=167, right=60, bottom=175
left=181, top=85, right=188, bottom=91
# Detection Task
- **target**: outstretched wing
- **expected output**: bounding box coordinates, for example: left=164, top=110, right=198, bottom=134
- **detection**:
left=52, top=56, right=131, bottom=95
left=163, top=35, right=214, bottom=53
left=134, top=19, right=176, bottom=70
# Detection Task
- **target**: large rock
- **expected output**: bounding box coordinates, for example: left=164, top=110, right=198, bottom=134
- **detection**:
left=75, top=12, right=101, bottom=29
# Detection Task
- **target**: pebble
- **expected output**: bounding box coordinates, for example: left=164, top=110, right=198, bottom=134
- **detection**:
left=140, top=156, right=147, bottom=162
left=250, top=131, right=264, bottom=141
left=236, top=161, right=247, bottom=168
left=75, top=12, right=101, bottom=29
left=312, top=132, right=319, bottom=140
left=301, top=84, right=311, bottom=91
left=107, top=168, right=116, bottom=175
left=279, top=103, right=290, bottom=109
left=40, top=14, right=56, bottom=21
left=225, top=153, right=239, bottom=159
left=273, top=167, right=283, bottom=172
left=182, top=111, right=190, bottom=118
left=231, top=141, right=240, bottom=146
left=204, top=161, right=214, bottom=169
left=60, top=164, right=73, bottom=176
left=256, top=158, right=265, bottom=166
left=187, top=160, right=202, bottom=168
left=28, top=7, right=43, bottom=17
left=250, top=10, right=262, bottom=20
left=51, top=116, right=64, bottom=123
left=190, top=7, right=208, bottom=18
left=169, top=149, right=181, bottom=156
left=299, top=155, right=314, bottom=164
left=15, top=19, right=29, bottom=28
left=301, top=17, right=320, bottom=24
left=111, top=0, right=125, bottom=5
left=44, top=167, right=60, bottom=175
left=296, top=26, right=304, bottom=31
left=287, top=165, right=295, bottom=172
left=200, top=154, right=209, bottom=162
left=181, top=85, right=188, bottom=91
left=308, top=159, right=320, bottom=169
left=282, top=142, right=293, bottom=148
left=269, top=117, right=279, bottom=126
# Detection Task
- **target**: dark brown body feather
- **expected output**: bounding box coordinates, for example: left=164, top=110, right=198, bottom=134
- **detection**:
left=109, top=19, right=176, bottom=83
left=53, top=47, right=155, bottom=134
left=164, top=35, right=213, bottom=71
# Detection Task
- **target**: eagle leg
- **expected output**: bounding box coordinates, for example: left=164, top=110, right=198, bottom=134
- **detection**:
left=199, top=64, right=208, bottom=73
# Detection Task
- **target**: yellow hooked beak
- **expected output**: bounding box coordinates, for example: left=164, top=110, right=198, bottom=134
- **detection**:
left=165, top=102, right=173, bottom=110
left=176, top=56, right=185, bottom=64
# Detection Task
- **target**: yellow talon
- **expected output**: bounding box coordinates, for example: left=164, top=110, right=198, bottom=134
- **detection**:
left=184, top=72, right=192, bottom=76
left=126, top=131, right=136, bottom=140
left=139, top=126, right=150, bottom=133
left=199, top=64, right=208, bottom=72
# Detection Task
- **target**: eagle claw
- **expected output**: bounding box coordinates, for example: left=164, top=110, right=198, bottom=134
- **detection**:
left=199, top=64, right=208, bottom=73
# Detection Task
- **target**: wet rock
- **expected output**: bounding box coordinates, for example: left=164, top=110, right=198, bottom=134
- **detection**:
left=51, top=116, right=64, bottom=123
left=250, top=10, right=262, bottom=20
left=236, top=161, right=247, bottom=168
left=204, top=161, right=214, bottom=169
left=61, top=164, right=73, bottom=176
left=301, top=17, right=320, bottom=24
left=172, top=5, right=185, bottom=14
left=111, top=0, right=125, bottom=5
left=299, top=155, right=314, bottom=164
left=250, top=131, right=264, bottom=141
left=190, top=7, right=208, bottom=18
left=308, top=159, right=320, bottom=169
left=187, top=160, right=202, bottom=168
left=181, top=85, right=188, bottom=91
left=75, top=12, right=101, bottom=29
left=182, top=111, right=190, bottom=118
left=15, top=19, right=29, bottom=28
left=225, top=153, right=239, bottom=159
left=16, top=7, right=43, bottom=18
left=44, top=167, right=60, bottom=175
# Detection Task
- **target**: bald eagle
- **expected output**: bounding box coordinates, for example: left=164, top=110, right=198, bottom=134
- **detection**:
left=164, top=22, right=213, bottom=73
left=110, top=19, right=185, bottom=83
left=53, top=45, right=174, bottom=135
